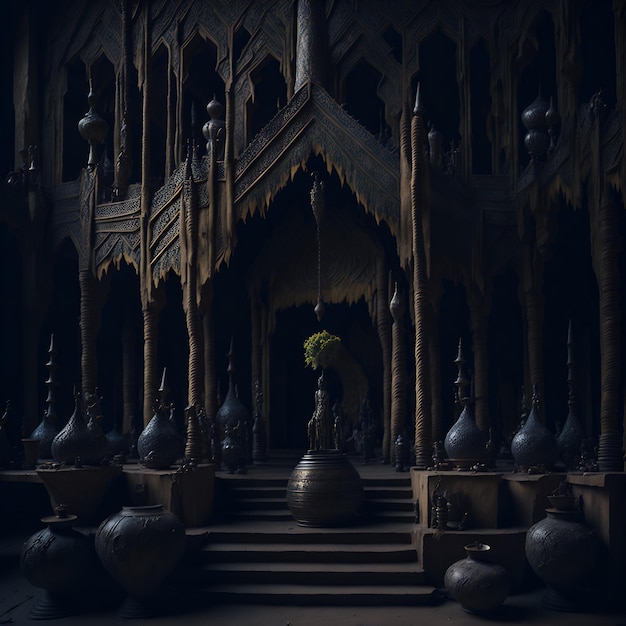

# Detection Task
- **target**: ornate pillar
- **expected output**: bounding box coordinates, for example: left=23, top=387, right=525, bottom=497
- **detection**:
left=410, top=85, right=432, bottom=469
left=389, top=283, right=406, bottom=465
left=139, top=2, right=155, bottom=426
left=594, top=188, right=622, bottom=470
left=142, top=302, right=159, bottom=426
left=79, top=267, right=98, bottom=397
left=294, top=0, right=327, bottom=92
left=182, top=148, right=203, bottom=407
left=376, top=262, right=392, bottom=463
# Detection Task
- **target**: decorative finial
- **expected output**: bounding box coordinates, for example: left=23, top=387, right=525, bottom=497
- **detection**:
left=413, top=82, right=422, bottom=115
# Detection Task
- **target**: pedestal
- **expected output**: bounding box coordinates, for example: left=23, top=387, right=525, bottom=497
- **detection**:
left=123, top=464, right=215, bottom=527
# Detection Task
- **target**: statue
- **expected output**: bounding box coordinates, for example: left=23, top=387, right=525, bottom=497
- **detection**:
left=307, top=371, right=333, bottom=451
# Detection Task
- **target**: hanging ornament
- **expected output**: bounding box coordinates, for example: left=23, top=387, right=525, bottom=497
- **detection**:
left=310, top=172, right=326, bottom=322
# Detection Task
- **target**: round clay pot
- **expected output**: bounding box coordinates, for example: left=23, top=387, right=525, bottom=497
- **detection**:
left=286, top=449, right=363, bottom=527
left=20, top=511, right=95, bottom=619
left=94, top=504, right=186, bottom=617
left=444, top=542, right=511, bottom=614
left=525, top=508, right=600, bottom=610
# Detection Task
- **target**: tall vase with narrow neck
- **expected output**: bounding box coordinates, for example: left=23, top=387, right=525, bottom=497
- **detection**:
left=216, top=339, right=250, bottom=459
left=443, top=339, right=487, bottom=469
left=511, top=386, right=558, bottom=472
left=444, top=401, right=487, bottom=470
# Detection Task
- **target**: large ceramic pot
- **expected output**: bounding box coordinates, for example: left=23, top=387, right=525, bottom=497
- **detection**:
left=95, top=504, right=186, bottom=618
left=444, top=542, right=511, bottom=614
left=525, top=507, right=600, bottom=610
left=286, top=449, right=363, bottom=527
left=20, top=509, right=96, bottom=619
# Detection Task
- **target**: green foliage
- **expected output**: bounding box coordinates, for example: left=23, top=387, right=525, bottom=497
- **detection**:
left=303, top=330, right=341, bottom=370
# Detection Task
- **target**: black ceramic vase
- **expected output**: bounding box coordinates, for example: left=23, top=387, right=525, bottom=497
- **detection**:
left=444, top=542, right=511, bottom=614
left=525, top=504, right=600, bottom=611
left=95, top=504, right=186, bottom=618
left=221, top=424, right=246, bottom=473
left=51, top=393, right=108, bottom=466
left=30, top=412, right=58, bottom=460
left=137, top=406, right=184, bottom=469
left=511, top=386, right=557, bottom=471
left=286, top=449, right=363, bottom=527
left=443, top=403, right=487, bottom=470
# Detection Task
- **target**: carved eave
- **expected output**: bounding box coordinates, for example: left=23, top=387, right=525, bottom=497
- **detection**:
left=94, top=196, right=141, bottom=277
left=233, top=81, right=400, bottom=233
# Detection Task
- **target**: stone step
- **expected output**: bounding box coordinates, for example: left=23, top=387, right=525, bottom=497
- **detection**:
left=198, top=561, right=426, bottom=585
left=222, top=509, right=294, bottom=522
left=364, top=498, right=415, bottom=512
left=235, top=497, right=289, bottom=510
left=198, top=582, right=441, bottom=606
left=205, top=521, right=413, bottom=544
left=204, top=542, right=417, bottom=563
left=363, top=487, right=413, bottom=499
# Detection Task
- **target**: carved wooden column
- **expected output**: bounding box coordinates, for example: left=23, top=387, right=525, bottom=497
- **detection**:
left=78, top=267, right=98, bottom=397
left=114, top=0, right=132, bottom=200
left=376, top=261, right=392, bottom=463
left=554, top=0, right=581, bottom=133
left=142, top=302, right=159, bottom=426
left=410, top=84, right=432, bottom=469
left=389, top=283, right=406, bottom=465
left=594, top=187, right=622, bottom=470
left=294, top=0, right=327, bottom=92
left=182, top=148, right=203, bottom=407
left=139, top=2, right=156, bottom=426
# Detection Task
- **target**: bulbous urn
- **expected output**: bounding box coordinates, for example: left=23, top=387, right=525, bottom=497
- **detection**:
left=444, top=542, right=511, bottom=614
left=137, top=407, right=184, bottom=469
left=444, top=404, right=487, bottom=469
left=20, top=509, right=96, bottom=619
left=511, top=388, right=557, bottom=471
left=525, top=507, right=600, bottom=610
left=95, top=504, right=186, bottom=617
left=286, top=449, right=363, bottom=527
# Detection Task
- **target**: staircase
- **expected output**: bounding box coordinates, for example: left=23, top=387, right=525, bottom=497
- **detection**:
left=190, top=455, right=440, bottom=606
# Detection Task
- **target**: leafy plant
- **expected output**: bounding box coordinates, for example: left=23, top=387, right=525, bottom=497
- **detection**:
left=303, top=330, right=341, bottom=370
